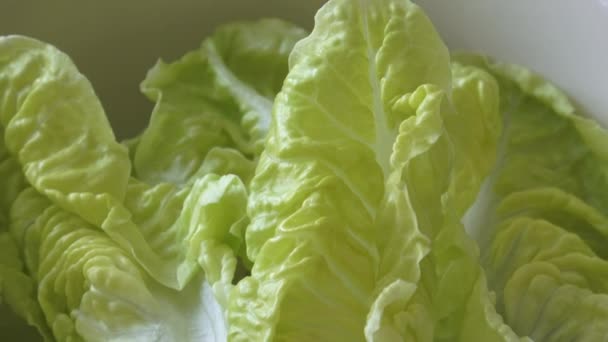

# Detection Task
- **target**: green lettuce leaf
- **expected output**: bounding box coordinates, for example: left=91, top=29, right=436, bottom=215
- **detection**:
left=1, top=122, right=51, bottom=340
left=362, top=62, right=525, bottom=342
left=1, top=35, right=251, bottom=342
left=0, top=232, right=52, bottom=341
left=458, top=55, right=608, bottom=340
left=121, top=174, right=249, bottom=304
left=229, top=0, right=454, bottom=340
left=133, top=19, right=306, bottom=185
left=0, top=35, right=131, bottom=229
left=393, top=62, right=522, bottom=342
left=0, top=132, right=26, bottom=231
left=0, top=36, right=250, bottom=292
left=121, top=134, right=141, bottom=176
left=9, top=188, right=228, bottom=342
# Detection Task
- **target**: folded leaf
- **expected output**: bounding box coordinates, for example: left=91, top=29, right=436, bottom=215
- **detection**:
left=0, top=36, right=250, bottom=292
left=0, top=35, right=131, bottom=227
left=10, top=187, right=231, bottom=342
left=229, top=0, right=452, bottom=340
left=123, top=174, right=249, bottom=303
left=134, top=19, right=306, bottom=185
left=378, top=63, right=521, bottom=341
left=0, top=131, right=24, bottom=225
left=0, top=232, right=52, bottom=341
left=458, top=55, right=608, bottom=341
left=0, top=124, right=50, bottom=340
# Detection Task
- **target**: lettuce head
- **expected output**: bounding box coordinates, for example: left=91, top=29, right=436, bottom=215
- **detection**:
left=1, top=0, right=607, bottom=341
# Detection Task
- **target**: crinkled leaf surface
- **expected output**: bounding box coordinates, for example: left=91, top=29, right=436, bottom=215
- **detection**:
left=9, top=188, right=228, bottom=342
left=0, top=34, right=252, bottom=341
left=227, top=1, right=495, bottom=341
left=459, top=55, right=608, bottom=341
left=134, top=19, right=306, bottom=185
left=0, top=35, right=250, bottom=293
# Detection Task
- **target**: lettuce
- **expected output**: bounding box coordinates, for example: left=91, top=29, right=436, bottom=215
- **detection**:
left=0, top=20, right=303, bottom=341
left=0, top=231, right=52, bottom=341
left=458, top=55, right=608, bottom=341
left=230, top=1, right=608, bottom=340
left=9, top=188, right=228, bottom=341
left=1, top=0, right=607, bottom=341
left=228, top=0, right=508, bottom=340
left=1, top=106, right=52, bottom=341
left=133, top=19, right=305, bottom=185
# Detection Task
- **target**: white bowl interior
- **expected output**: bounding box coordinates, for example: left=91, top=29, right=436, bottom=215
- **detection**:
left=418, top=0, right=608, bottom=127
left=3, top=0, right=607, bottom=139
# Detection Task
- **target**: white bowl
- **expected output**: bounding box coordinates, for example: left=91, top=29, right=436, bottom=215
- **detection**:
left=4, top=0, right=607, bottom=137
left=418, top=0, right=608, bottom=128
